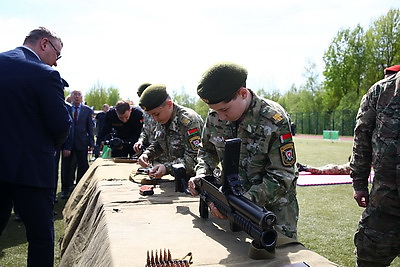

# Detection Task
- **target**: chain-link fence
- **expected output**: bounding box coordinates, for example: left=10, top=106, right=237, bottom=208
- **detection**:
left=290, top=110, right=358, bottom=137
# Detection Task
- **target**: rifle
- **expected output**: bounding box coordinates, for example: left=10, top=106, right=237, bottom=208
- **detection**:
left=194, top=138, right=277, bottom=251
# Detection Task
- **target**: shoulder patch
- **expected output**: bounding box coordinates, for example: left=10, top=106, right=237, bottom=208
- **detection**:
left=280, top=132, right=292, bottom=143
left=187, top=128, right=199, bottom=136
left=180, top=114, right=192, bottom=126
left=261, top=107, right=285, bottom=126
left=189, top=136, right=201, bottom=150
left=279, top=142, right=296, bottom=167
left=272, top=113, right=283, bottom=123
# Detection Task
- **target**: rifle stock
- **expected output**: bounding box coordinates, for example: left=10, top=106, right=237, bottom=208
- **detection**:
left=195, top=138, right=277, bottom=251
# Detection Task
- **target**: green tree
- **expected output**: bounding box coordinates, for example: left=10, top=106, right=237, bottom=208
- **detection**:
left=364, top=8, right=400, bottom=91
left=172, top=88, right=197, bottom=111
left=107, top=87, right=120, bottom=107
left=84, top=83, right=120, bottom=109
left=256, top=88, right=281, bottom=103
left=323, top=25, right=367, bottom=110
left=194, top=99, right=210, bottom=120
left=300, top=60, right=324, bottom=112
left=278, top=84, right=300, bottom=113
left=171, top=88, right=210, bottom=120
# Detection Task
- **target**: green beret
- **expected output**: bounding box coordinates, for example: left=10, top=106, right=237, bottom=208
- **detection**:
left=137, top=82, right=152, bottom=97
left=197, top=62, right=248, bottom=104
left=139, top=84, right=169, bottom=111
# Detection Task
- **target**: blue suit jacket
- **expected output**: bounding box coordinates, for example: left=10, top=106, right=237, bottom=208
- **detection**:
left=0, top=47, right=71, bottom=188
left=70, top=104, right=94, bottom=151
left=62, top=102, right=74, bottom=151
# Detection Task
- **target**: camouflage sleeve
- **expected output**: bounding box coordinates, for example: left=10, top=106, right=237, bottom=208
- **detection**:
left=195, top=113, right=220, bottom=177
left=143, top=123, right=164, bottom=160
left=137, top=129, right=148, bottom=145
left=143, top=141, right=163, bottom=161
left=350, top=85, right=378, bottom=191
left=244, top=108, right=297, bottom=208
left=164, top=114, right=204, bottom=176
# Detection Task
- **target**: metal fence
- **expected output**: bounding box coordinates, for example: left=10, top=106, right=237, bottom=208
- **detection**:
left=290, top=110, right=358, bottom=137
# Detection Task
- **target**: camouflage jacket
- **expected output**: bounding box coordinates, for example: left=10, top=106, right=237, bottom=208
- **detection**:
left=307, top=162, right=350, bottom=175
left=351, top=72, right=400, bottom=193
left=143, top=103, right=204, bottom=177
left=195, top=91, right=298, bottom=209
left=138, top=112, right=158, bottom=147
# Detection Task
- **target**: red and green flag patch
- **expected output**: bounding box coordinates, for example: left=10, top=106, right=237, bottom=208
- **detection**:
left=187, top=128, right=199, bottom=136
left=280, top=132, right=292, bottom=143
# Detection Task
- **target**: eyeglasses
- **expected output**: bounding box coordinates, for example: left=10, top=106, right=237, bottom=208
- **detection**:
left=48, top=40, right=62, bottom=60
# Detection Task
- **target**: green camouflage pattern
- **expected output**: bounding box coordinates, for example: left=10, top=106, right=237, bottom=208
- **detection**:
left=139, top=112, right=157, bottom=146
left=143, top=103, right=203, bottom=177
left=351, top=72, right=400, bottom=265
left=307, top=162, right=350, bottom=175
left=138, top=112, right=167, bottom=163
left=196, top=91, right=299, bottom=239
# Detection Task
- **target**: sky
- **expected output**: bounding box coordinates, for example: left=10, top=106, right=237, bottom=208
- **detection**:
left=0, top=0, right=399, bottom=104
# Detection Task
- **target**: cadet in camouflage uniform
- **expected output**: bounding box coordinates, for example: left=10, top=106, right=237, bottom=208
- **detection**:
left=138, top=84, right=204, bottom=178
left=188, top=62, right=299, bottom=239
left=133, top=83, right=167, bottom=163
left=351, top=71, right=400, bottom=266
left=297, top=162, right=351, bottom=175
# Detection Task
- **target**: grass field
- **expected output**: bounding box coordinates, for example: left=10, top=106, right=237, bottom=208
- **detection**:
left=1, top=135, right=400, bottom=266
left=295, top=135, right=400, bottom=267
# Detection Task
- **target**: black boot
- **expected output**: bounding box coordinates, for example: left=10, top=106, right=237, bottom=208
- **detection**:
left=296, top=163, right=308, bottom=172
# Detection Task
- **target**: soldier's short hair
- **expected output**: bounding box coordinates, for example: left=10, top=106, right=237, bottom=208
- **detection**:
left=115, top=100, right=130, bottom=114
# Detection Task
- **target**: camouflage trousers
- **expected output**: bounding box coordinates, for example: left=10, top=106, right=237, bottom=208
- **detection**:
left=354, top=203, right=400, bottom=266
left=272, top=197, right=299, bottom=240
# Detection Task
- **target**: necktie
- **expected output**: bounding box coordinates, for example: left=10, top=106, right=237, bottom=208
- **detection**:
left=74, top=106, right=78, bottom=121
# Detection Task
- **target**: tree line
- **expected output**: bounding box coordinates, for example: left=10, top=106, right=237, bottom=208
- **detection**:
left=69, top=9, right=400, bottom=128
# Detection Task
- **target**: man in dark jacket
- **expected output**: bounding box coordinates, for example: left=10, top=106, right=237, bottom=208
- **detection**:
left=0, top=27, right=71, bottom=267
left=99, top=100, right=143, bottom=158
left=61, top=90, right=94, bottom=198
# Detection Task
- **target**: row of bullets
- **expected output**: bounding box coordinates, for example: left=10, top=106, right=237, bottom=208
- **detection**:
left=146, top=262, right=189, bottom=267
left=146, top=249, right=191, bottom=267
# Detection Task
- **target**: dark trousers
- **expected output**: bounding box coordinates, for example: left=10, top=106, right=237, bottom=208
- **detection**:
left=62, top=150, right=89, bottom=189
left=93, top=135, right=102, bottom=158
left=61, top=152, right=76, bottom=193
left=0, top=181, right=54, bottom=267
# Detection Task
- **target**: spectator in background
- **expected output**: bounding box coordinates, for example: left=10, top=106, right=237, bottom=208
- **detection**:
left=61, top=90, right=94, bottom=198
left=138, top=84, right=203, bottom=179
left=54, top=78, right=74, bottom=204
left=290, top=121, right=296, bottom=136
left=0, top=26, right=71, bottom=267
left=93, top=103, right=109, bottom=158
left=351, top=67, right=400, bottom=266
left=99, top=100, right=143, bottom=158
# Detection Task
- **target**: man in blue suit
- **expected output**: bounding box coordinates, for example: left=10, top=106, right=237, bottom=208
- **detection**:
left=61, top=90, right=94, bottom=198
left=0, top=27, right=71, bottom=266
